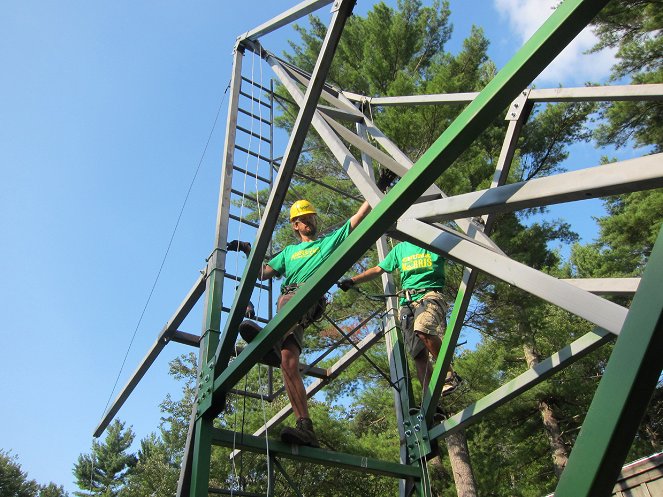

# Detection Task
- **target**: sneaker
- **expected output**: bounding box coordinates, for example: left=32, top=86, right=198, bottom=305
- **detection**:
left=238, top=320, right=282, bottom=368
left=441, top=372, right=463, bottom=397
left=280, top=417, right=320, bottom=447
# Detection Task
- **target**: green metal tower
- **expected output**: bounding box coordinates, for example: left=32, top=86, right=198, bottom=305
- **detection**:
left=95, top=0, right=663, bottom=495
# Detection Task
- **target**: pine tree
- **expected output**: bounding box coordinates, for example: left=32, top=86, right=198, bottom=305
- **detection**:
left=72, top=420, right=136, bottom=497
left=0, top=450, right=40, bottom=497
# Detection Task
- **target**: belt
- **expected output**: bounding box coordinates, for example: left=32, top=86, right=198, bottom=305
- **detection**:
left=281, top=283, right=301, bottom=295
left=402, top=288, right=441, bottom=301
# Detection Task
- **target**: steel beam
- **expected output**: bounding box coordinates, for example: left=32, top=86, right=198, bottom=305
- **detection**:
left=555, top=226, right=663, bottom=497
left=405, top=154, right=663, bottom=223
left=423, top=91, right=531, bottom=418
left=212, top=428, right=422, bottom=479
left=186, top=42, right=248, bottom=497
left=237, top=0, right=335, bottom=43
left=351, top=106, right=505, bottom=255
left=94, top=274, right=206, bottom=437
left=562, top=278, right=641, bottom=296
left=396, top=219, right=627, bottom=335
left=343, top=83, right=663, bottom=106
left=430, top=327, right=613, bottom=440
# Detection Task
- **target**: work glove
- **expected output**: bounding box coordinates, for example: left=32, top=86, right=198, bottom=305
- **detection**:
left=337, top=278, right=355, bottom=292
left=376, top=168, right=397, bottom=193
left=227, top=240, right=251, bottom=255
left=245, top=301, right=256, bottom=320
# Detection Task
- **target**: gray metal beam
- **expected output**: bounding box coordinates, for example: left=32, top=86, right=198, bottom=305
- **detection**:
left=561, top=278, right=641, bottom=296
left=237, top=0, right=335, bottom=43
left=343, top=83, right=663, bottom=106
left=405, top=154, right=663, bottom=223
left=395, top=219, right=628, bottom=335
left=350, top=105, right=505, bottom=255
left=94, top=274, right=206, bottom=437
left=356, top=121, right=412, bottom=495
left=423, top=97, right=529, bottom=419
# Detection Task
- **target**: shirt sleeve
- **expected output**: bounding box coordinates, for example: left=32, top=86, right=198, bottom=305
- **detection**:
left=323, top=219, right=352, bottom=249
left=267, top=250, right=286, bottom=277
left=378, top=245, right=399, bottom=273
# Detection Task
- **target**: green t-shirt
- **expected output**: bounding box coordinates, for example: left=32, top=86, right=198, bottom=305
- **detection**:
left=268, top=220, right=352, bottom=287
left=378, top=241, right=445, bottom=305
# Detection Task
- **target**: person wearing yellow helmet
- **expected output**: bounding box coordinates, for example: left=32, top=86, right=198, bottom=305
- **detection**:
left=233, top=197, right=371, bottom=447
left=227, top=169, right=396, bottom=446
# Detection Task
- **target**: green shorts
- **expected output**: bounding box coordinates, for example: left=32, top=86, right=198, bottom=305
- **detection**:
left=400, top=290, right=447, bottom=357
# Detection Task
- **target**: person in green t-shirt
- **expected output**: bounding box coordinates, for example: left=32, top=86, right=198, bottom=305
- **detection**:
left=338, top=241, right=461, bottom=400
left=228, top=198, right=371, bottom=447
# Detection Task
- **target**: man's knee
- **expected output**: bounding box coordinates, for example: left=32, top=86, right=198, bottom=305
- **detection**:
left=280, top=339, right=300, bottom=369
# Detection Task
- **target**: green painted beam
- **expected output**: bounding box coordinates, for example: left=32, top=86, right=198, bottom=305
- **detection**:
left=429, top=327, right=613, bottom=441
left=210, top=428, right=422, bottom=479
left=555, top=225, right=663, bottom=497
left=190, top=416, right=214, bottom=497
left=207, top=0, right=611, bottom=402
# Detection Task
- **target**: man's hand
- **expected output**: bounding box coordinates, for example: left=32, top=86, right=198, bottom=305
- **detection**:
left=337, top=278, right=355, bottom=292
left=376, top=168, right=397, bottom=193
left=227, top=240, right=251, bottom=255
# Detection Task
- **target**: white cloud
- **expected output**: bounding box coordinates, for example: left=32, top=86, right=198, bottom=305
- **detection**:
left=494, top=0, right=616, bottom=85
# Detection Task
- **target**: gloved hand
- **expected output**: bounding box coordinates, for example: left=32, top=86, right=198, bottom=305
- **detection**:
left=227, top=240, right=251, bottom=255
left=337, top=278, right=355, bottom=292
left=376, top=168, right=397, bottom=193
left=245, top=301, right=256, bottom=320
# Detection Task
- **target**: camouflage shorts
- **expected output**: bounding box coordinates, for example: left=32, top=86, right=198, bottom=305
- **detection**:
left=400, top=291, right=447, bottom=357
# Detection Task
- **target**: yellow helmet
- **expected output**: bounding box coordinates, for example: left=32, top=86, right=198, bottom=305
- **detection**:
left=290, top=200, right=317, bottom=221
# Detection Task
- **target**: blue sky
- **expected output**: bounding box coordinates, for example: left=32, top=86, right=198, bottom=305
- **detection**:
left=0, top=0, right=632, bottom=493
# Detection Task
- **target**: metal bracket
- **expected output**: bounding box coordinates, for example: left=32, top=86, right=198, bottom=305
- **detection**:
left=506, top=88, right=531, bottom=121
left=403, top=411, right=433, bottom=462
left=196, top=360, right=216, bottom=417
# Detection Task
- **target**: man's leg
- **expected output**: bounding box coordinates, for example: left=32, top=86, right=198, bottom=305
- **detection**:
left=413, top=348, right=434, bottom=393
left=280, top=337, right=308, bottom=420
left=279, top=334, right=319, bottom=447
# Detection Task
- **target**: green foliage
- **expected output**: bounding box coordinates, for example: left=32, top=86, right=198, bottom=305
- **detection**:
left=591, top=0, right=663, bottom=151
left=0, top=450, right=40, bottom=497
left=122, top=435, right=179, bottom=497
left=571, top=190, right=663, bottom=277
left=38, top=484, right=69, bottom=497
left=73, top=420, right=136, bottom=497
left=0, top=450, right=69, bottom=497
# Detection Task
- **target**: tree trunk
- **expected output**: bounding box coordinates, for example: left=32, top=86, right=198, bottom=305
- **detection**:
left=523, top=340, right=569, bottom=477
left=445, top=429, right=478, bottom=497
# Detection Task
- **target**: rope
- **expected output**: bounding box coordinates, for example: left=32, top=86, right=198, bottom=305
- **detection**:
left=99, top=79, right=230, bottom=424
